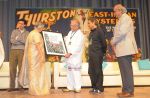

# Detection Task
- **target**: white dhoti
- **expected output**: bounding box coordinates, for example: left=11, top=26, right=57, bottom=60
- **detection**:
left=65, top=29, right=84, bottom=90
left=66, top=63, right=81, bottom=90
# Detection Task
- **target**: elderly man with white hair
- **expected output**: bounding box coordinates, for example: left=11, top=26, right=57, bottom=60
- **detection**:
left=63, top=18, right=84, bottom=93
left=111, top=4, right=138, bottom=97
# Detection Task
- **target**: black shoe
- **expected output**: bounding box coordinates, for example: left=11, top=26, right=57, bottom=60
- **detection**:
left=89, top=89, right=96, bottom=93
left=95, top=90, right=103, bottom=94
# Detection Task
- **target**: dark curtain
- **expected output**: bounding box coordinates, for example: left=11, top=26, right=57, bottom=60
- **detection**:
left=0, top=0, right=150, bottom=61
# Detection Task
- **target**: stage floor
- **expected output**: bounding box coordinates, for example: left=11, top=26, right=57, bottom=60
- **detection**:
left=0, top=87, right=150, bottom=98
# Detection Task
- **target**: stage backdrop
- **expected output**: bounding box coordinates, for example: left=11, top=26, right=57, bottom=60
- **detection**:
left=15, top=8, right=141, bottom=62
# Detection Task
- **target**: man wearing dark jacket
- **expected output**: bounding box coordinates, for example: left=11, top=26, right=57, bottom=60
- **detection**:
left=88, top=18, right=107, bottom=94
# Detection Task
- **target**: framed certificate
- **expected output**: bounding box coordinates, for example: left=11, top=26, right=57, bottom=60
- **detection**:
left=42, top=31, right=67, bottom=56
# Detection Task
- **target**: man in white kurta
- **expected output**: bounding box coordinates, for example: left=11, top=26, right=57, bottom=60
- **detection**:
left=63, top=19, right=84, bottom=93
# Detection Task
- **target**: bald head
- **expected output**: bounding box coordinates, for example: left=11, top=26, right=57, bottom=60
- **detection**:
left=70, top=18, right=80, bottom=31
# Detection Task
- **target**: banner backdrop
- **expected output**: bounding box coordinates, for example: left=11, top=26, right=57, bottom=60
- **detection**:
left=16, top=8, right=141, bottom=62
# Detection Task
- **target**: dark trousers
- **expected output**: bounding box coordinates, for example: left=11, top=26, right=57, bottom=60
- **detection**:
left=117, top=55, right=134, bottom=93
left=88, top=52, right=104, bottom=91
left=9, top=49, right=24, bottom=89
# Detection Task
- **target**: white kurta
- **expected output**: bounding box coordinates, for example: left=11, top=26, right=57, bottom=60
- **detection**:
left=0, top=38, right=4, bottom=68
left=65, top=29, right=84, bottom=90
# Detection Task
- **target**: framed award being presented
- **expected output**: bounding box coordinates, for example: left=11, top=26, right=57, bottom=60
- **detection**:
left=42, top=31, right=67, bottom=56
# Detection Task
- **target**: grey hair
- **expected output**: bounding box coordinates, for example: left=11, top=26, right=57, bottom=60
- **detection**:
left=34, top=21, right=45, bottom=29
left=122, top=6, right=127, bottom=13
left=115, top=4, right=127, bottom=13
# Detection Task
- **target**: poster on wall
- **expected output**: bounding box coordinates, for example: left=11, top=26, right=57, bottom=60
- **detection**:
left=42, top=31, right=67, bottom=56
left=15, top=8, right=141, bottom=62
